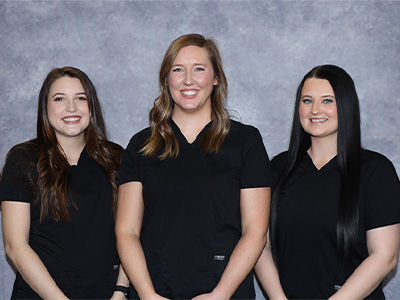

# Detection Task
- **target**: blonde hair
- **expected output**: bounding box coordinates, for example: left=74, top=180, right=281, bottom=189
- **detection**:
left=141, top=33, right=230, bottom=159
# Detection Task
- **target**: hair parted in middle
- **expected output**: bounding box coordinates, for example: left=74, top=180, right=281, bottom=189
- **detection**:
left=34, top=66, right=123, bottom=222
left=141, top=33, right=230, bottom=159
left=269, top=64, right=361, bottom=272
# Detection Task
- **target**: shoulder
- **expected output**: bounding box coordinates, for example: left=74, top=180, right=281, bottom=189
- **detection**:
left=4, top=139, right=39, bottom=165
left=226, top=120, right=267, bottom=150
left=360, top=149, right=400, bottom=230
left=361, top=149, right=397, bottom=176
left=1, top=140, right=38, bottom=182
left=271, top=151, right=288, bottom=166
left=229, top=120, right=261, bottom=135
left=360, top=148, right=399, bottom=189
left=271, top=151, right=289, bottom=176
left=128, top=127, right=151, bottom=145
left=103, top=140, right=124, bottom=153
left=124, top=127, right=152, bottom=154
left=227, top=120, right=264, bottom=144
left=361, top=148, right=393, bottom=163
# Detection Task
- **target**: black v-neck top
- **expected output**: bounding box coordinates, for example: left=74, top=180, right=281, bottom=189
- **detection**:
left=272, top=150, right=400, bottom=299
left=0, top=144, right=120, bottom=299
left=119, top=120, right=272, bottom=299
left=171, top=119, right=211, bottom=145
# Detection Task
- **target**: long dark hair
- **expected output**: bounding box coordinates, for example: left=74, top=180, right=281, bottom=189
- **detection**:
left=141, top=33, right=230, bottom=159
left=14, top=67, right=122, bottom=222
left=270, top=65, right=361, bottom=270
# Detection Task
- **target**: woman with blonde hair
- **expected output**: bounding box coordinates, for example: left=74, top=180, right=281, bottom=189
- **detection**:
left=116, top=33, right=272, bottom=299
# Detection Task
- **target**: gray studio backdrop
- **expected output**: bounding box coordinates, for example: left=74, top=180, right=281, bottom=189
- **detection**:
left=0, top=0, right=399, bottom=299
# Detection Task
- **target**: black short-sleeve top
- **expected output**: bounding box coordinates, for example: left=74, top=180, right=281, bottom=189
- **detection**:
left=119, top=120, right=272, bottom=299
left=272, top=149, right=400, bottom=299
left=0, top=143, right=120, bottom=299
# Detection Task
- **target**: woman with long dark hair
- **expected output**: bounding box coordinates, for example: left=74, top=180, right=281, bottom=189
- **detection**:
left=255, top=65, right=400, bottom=299
left=116, top=33, right=272, bottom=300
left=0, top=67, right=129, bottom=299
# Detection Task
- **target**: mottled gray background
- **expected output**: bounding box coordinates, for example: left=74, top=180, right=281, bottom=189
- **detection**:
left=0, top=0, right=399, bottom=299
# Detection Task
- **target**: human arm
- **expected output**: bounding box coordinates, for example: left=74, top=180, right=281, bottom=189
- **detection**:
left=110, top=265, right=130, bottom=300
left=1, top=201, right=69, bottom=300
left=254, top=232, right=287, bottom=300
left=192, top=187, right=270, bottom=300
left=329, top=223, right=400, bottom=300
left=115, top=182, right=169, bottom=300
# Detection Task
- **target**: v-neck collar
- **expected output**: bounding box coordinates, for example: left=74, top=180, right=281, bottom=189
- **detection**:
left=70, top=147, right=89, bottom=168
left=170, top=119, right=212, bottom=146
left=305, top=152, right=338, bottom=172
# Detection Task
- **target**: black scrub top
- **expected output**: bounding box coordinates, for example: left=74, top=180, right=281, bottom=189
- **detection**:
left=119, top=120, right=272, bottom=299
left=272, top=149, right=400, bottom=299
left=0, top=144, right=120, bottom=299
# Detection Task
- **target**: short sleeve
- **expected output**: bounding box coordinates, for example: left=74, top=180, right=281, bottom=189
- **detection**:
left=0, top=147, right=34, bottom=203
left=118, top=128, right=150, bottom=186
left=239, top=126, right=273, bottom=188
left=271, top=151, right=288, bottom=187
left=363, top=152, right=400, bottom=230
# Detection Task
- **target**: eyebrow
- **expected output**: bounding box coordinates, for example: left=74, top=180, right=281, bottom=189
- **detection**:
left=51, top=92, right=86, bottom=98
left=172, top=63, right=207, bottom=67
left=301, top=94, right=335, bottom=98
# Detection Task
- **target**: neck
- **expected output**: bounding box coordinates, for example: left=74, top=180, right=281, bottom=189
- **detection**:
left=172, top=110, right=211, bottom=144
left=308, top=135, right=338, bottom=170
left=57, top=136, right=85, bottom=166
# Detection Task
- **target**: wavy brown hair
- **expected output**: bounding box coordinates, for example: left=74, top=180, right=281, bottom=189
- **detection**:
left=31, top=66, right=122, bottom=222
left=141, top=33, right=230, bottom=159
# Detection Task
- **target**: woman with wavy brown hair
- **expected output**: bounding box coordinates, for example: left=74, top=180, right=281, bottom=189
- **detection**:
left=116, top=33, right=272, bottom=299
left=0, top=67, right=129, bottom=299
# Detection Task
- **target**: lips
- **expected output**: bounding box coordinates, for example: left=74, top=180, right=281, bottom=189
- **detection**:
left=181, top=89, right=199, bottom=96
left=62, top=116, right=81, bottom=124
left=310, top=118, right=328, bottom=123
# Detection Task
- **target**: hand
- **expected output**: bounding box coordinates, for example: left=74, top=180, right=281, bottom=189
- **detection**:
left=148, top=294, right=170, bottom=300
left=192, top=291, right=228, bottom=300
left=110, top=291, right=127, bottom=300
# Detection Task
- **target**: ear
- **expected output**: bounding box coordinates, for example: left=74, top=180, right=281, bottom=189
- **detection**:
left=214, top=77, right=218, bottom=86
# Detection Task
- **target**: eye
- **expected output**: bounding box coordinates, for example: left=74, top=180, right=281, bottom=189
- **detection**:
left=323, top=98, right=334, bottom=104
left=172, top=68, right=183, bottom=72
left=302, top=99, right=312, bottom=104
left=194, top=67, right=205, bottom=72
left=54, top=97, right=64, bottom=101
left=77, top=96, right=87, bottom=101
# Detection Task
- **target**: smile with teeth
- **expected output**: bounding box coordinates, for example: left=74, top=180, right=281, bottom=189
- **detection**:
left=63, top=116, right=81, bottom=122
left=181, top=90, right=199, bottom=96
left=310, top=118, right=328, bottom=123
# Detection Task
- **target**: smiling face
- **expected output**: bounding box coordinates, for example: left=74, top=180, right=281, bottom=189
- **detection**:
left=168, top=45, right=218, bottom=119
left=299, top=78, right=338, bottom=142
left=47, top=76, right=90, bottom=145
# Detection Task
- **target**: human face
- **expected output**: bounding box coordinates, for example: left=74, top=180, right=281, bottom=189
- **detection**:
left=299, top=78, right=338, bottom=141
left=168, top=45, right=218, bottom=118
left=47, top=76, right=90, bottom=144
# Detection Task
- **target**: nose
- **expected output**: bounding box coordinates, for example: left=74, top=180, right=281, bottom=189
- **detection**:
left=311, top=102, right=321, bottom=115
left=184, top=71, right=194, bottom=85
left=66, top=99, right=77, bottom=112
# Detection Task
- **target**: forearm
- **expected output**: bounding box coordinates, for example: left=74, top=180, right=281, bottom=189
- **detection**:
left=6, top=243, right=68, bottom=300
left=116, top=182, right=166, bottom=300
left=116, top=230, right=157, bottom=299
left=212, top=230, right=267, bottom=299
left=111, top=265, right=130, bottom=299
left=116, top=264, right=130, bottom=286
left=329, top=252, right=398, bottom=300
left=254, top=247, right=287, bottom=300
